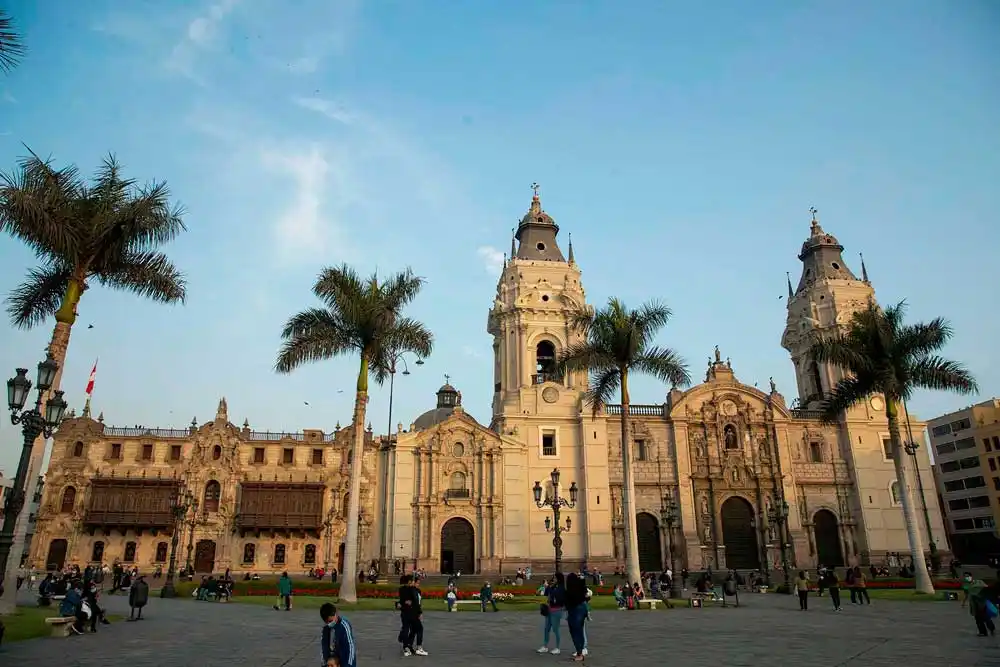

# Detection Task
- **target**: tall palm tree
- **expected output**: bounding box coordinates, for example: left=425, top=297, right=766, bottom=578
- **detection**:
left=0, top=10, right=24, bottom=74
left=558, top=298, right=690, bottom=584
left=0, top=152, right=187, bottom=611
left=276, top=265, right=433, bottom=602
left=811, top=299, right=977, bottom=595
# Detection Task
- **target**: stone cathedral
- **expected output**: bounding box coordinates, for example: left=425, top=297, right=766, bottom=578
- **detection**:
left=31, top=192, right=946, bottom=577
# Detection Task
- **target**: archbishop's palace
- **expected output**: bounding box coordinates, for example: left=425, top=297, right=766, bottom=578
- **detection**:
left=30, top=191, right=946, bottom=577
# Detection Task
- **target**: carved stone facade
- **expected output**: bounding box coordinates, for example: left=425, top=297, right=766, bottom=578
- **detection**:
left=32, top=197, right=948, bottom=576
left=31, top=399, right=379, bottom=575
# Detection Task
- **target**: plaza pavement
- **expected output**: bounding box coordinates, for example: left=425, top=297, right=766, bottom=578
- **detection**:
left=2, top=589, right=997, bottom=666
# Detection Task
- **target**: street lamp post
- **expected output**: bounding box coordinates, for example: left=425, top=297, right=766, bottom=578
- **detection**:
left=533, top=468, right=578, bottom=575
left=379, top=353, right=422, bottom=575
left=901, top=397, right=938, bottom=567
left=1, top=356, right=68, bottom=578
left=660, top=493, right=681, bottom=599
left=161, top=488, right=195, bottom=598
left=767, top=494, right=791, bottom=592
left=184, top=497, right=201, bottom=572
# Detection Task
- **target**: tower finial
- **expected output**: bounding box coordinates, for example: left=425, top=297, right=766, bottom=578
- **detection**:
left=531, top=182, right=540, bottom=200
left=786, top=271, right=794, bottom=298
left=444, top=373, right=451, bottom=385
left=510, top=226, right=516, bottom=258
left=568, top=232, right=575, bottom=263
left=859, top=252, right=870, bottom=283
left=809, top=206, right=818, bottom=223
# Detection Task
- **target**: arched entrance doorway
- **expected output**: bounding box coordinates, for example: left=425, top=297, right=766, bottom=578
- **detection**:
left=813, top=509, right=844, bottom=567
left=45, top=538, right=68, bottom=571
left=194, top=540, right=216, bottom=573
left=720, top=497, right=760, bottom=570
left=440, top=517, right=474, bottom=574
left=636, top=512, right=663, bottom=572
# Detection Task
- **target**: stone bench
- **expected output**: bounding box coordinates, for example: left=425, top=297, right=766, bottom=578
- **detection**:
left=636, top=598, right=660, bottom=610
left=44, top=616, right=76, bottom=637
left=445, top=599, right=480, bottom=611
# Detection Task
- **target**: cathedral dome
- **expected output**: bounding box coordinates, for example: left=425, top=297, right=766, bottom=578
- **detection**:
left=413, top=381, right=462, bottom=431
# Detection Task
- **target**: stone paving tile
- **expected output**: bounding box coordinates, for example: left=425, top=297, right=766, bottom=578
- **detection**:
left=2, top=590, right=998, bottom=666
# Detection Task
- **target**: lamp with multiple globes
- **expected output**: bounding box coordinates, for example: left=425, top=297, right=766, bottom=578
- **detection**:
left=660, top=493, right=681, bottom=598
left=161, top=488, right=196, bottom=598
left=766, top=494, right=791, bottom=591
left=532, top=469, right=578, bottom=575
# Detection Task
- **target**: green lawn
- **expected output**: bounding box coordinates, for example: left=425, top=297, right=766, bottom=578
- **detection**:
left=1, top=607, right=123, bottom=643
left=863, top=589, right=956, bottom=602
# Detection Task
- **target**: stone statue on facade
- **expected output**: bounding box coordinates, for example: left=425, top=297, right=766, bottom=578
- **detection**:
left=769, top=376, right=777, bottom=393
left=703, top=525, right=712, bottom=543
left=714, top=345, right=721, bottom=363
left=700, top=493, right=710, bottom=517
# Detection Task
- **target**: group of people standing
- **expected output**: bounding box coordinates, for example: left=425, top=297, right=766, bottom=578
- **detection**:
left=538, top=572, right=590, bottom=661
left=792, top=566, right=871, bottom=611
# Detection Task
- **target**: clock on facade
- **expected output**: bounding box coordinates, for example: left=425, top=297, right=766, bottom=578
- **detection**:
left=870, top=396, right=884, bottom=411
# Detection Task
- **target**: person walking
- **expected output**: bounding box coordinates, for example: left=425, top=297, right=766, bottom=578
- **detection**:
left=852, top=566, right=870, bottom=605
left=825, top=569, right=842, bottom=611
left=398, top=575, right=428, bottom=656
left=565, top=573, right=589, bottom=661
left=794, top=571, right=809, bottom=610
left=537, top=574, right=566, bottom=655
left=275, top=571, right=293, bottom=611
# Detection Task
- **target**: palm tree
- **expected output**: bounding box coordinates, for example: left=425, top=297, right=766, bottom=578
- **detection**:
left=0, top=10, right=24, bottom=73
left=276, top=265, right=433, bottom=602
left=558, top=298, right=690, bottom=584
left=811, top=299, right=977, bottom=595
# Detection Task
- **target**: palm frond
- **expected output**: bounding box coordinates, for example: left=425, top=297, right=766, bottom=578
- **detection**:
left=93, top=177, right=187, bottom=259
left=631, top=301, right=673, bottom=349
left=0, top=10, right=24, bottom=73
left=818, top=374, right=879, bottom=423
left=376, top=268, right=425, bottom=314
left=632, top=345, right=691, bottom=388
left=95, top=251, right=186, bottom=304
left=894, top=318, right=952, bottom=362
left=907, top=356, right=979, bottom=397
left=584, top=368, right=621, bottom=415
left=276, top=308, right=355, bottom=373
left=5, top=263, right=71, bottom=329
left=557, top=341, right=616, bottom=375
left=368, top=318, right=434, bottom=385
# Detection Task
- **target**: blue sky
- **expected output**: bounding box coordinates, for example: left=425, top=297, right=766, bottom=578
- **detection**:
left=0, top=0, right=997, bottom=474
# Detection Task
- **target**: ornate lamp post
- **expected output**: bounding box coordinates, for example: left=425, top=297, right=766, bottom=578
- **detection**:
left=533, top=468, right=578, bottom=575
left=660, top=493, right=681, bottom=598
left=379, top=352, right=422, bottom=574
left=902, top=440, right=937, bottom=563
left=1, top=356, right=68, bottom=577
left=767, top=494, right=791, bottom=591
left=161, top=488, right=195, bottom=598
left=184, top=495, right=201, bottom=572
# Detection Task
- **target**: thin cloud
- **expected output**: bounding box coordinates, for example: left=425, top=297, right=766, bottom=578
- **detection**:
left=293, top=97, right=354, bottom=125
left=477, top=246, right=505, bottom=274
left=462, top=345, right=483, bottom=360
left=167, top=0, right=240, bottom=81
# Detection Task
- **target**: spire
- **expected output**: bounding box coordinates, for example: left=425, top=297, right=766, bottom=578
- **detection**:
left=568, top=233, right=575, bottom=264
left=514, top=182, right=566, bottom=262
left=786, top=271, right=794, bottom=299
left=82, top=395, right=92, bottom=418
left=794, top=206, right=857, bottom=293
left=216, top=397, right=228, bottom=422
left=859, top=252, right=870, bottom=283
left=510, top=227, right=516, bottom=259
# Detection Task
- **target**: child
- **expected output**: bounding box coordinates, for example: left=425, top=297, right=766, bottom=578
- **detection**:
left=320, top=602, right=357, bottom=667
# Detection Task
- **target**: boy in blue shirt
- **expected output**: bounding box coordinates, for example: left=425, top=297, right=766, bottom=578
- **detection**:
left=320, top=602, right=357, bottom=667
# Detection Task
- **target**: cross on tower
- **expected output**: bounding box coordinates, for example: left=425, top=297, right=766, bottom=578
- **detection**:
left=531, top=182, right=540, bottom=198
left=444, top=374, right=451, bottom=385
left=809, top=206, right=818, bottom=222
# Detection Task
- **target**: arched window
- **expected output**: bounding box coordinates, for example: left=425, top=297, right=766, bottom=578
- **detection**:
left=155, top=541, right=168, bottom=563
left=72, top=441, right=84, bottom=457
left=808, top=360, right=824, bottom=399
left=242, top=543, right=256, bottom=564
left=535, top=340, right=556, bottom=383
left=212, top=445, right=222, bottom=460
left=60, top=486, right=77, bottom=513
left=341, top=492, right=350, bottom=518
left=274, top=543, right=286, bottom=564
left=203, top=480, right=221, bottom=513
left=304, top=544, right=317, bottom=565
left=723, top=424, right=739, bottom=450
left=124, top=541, right=137, bottom=562
left=890, top=481, right=901, bottom=506
left=450, top=471, right=466, bottom=490
left=91, top=541, right=105, bottom=562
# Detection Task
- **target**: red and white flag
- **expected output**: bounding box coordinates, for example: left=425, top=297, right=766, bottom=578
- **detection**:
left=85, top=359, right=98, bottom=396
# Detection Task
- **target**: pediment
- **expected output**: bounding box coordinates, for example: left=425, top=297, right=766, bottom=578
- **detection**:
left=669, top=380, right=790, bottom=420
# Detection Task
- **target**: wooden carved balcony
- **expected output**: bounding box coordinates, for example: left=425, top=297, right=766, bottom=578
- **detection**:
left=237, top=482, right=325, bottom=532
left=83, top=478, right=180, bottom=529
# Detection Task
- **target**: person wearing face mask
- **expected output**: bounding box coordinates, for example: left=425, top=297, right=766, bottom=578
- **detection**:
left=962, top=572, right=997, bottom=637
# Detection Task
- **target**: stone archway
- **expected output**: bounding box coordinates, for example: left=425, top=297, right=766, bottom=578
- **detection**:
left=440, top=517, right=475, bottom=574
left=194, top=539, right=216, bottom=573
left=720, top=496, right=760, bottom=570
left=636, top=512, right=663, bottom=572
left=45, top=538, right=68, bottom=571
left=813, top=509, right=844, bottom=567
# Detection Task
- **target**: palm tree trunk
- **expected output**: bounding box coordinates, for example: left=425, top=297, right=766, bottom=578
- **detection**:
left=619, top=370, right=642, bottom=586
left=338, top=356, right=370, bottom=603
left=887, top=399, right=934, bottom=595
left=0, top=320, right=73, bottom=614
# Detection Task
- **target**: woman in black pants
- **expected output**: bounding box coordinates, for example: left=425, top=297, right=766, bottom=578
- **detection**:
left=794, top=571, right=810, bottom=610
left=825, top=569, right=842, bottom=611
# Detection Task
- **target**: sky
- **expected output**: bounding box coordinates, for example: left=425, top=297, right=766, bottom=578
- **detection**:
left=0, top=0, right=997, bottom=475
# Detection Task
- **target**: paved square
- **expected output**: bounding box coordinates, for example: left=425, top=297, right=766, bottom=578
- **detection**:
left=2, top=590, right=997, bottom=666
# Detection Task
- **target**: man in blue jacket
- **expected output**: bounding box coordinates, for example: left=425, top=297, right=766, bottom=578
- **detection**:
left=320, top=602, right=357, bottom=667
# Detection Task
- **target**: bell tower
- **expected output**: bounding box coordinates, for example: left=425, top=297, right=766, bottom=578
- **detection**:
left=781, top=209, right=875, bottom=409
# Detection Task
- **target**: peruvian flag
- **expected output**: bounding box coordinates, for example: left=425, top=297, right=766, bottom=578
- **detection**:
left=85, top=359, right=98, bottom=396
